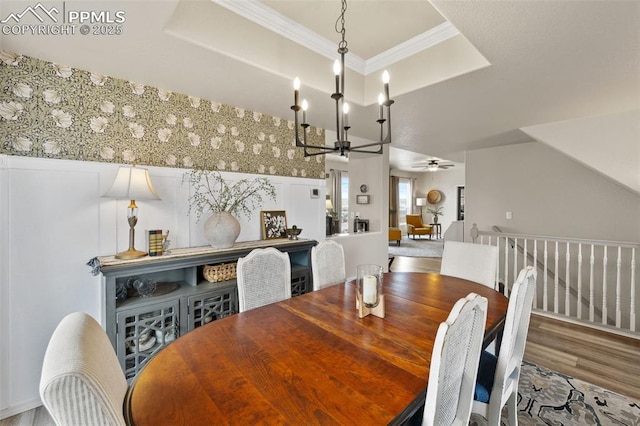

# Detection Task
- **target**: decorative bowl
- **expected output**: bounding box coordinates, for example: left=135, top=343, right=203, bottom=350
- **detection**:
left=286, top=228, right=303, bottom=240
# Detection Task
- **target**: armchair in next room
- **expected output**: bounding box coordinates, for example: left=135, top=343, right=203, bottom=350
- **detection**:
left=406, top=215, right=433, bottom=240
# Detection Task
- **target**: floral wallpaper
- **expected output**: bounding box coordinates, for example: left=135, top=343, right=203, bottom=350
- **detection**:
left=0, top=51, right=325, bottom=179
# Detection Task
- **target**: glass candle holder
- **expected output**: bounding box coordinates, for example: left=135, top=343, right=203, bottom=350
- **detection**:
left=356, top=264, right=383, bottom=308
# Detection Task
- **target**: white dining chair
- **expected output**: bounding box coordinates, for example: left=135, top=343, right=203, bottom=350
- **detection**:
left=420, top=293, right=488, bottom=426
left=311, top=240, right=346, bottom=291
left=40, top=312, right=128, bottom=426
left=236, top=247, right=291, bottom=312
left=440, top=241, right=499, bottom=289
left=472, top=266, right=537, bottom=426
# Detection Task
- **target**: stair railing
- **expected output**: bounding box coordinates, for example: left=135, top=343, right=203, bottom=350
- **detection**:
left=471, top=224, right=638, bottom=336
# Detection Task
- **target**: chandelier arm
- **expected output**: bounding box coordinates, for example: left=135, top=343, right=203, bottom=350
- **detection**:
left=304, top=146, right=338, bottom=157
left=350, top=140, right=390, bottom=150
left=303, top=144, right=337, bottom=151
left=349, top=146, right=384, bottom=154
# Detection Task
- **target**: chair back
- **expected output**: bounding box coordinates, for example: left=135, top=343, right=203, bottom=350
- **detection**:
left=406, top=214, right=425, bottom=227
left=237, top=247, right=291, bottom=312
left=40, top=312, right=128, bottom=426
left=422, top=293, right=488, bottom=426
left=473, top=266, right=536, bottom=426
left=311, top=240, right=346, bottom=291
left=440, top=241, right=498, bottom=289
left=478, top=266, right=536, bottom=423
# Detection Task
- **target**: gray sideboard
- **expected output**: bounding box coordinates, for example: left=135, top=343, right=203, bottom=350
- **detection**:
left=93, top=238, right=316, bottom=380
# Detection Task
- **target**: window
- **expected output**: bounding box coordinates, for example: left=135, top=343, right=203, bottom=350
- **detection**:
left=397, top=178, right=412, bottom=228
left=340, top=172, right=349, bottom=232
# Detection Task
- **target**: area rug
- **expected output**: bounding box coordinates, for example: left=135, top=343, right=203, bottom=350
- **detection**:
left=470, top=360, right=640, bottom=425
left=388, top=237, right=444, bottom=258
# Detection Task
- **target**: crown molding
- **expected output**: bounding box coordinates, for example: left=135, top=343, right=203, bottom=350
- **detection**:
left=364, top=22, right=459, bottom=74
left=211, top=0, right=457, bottom=76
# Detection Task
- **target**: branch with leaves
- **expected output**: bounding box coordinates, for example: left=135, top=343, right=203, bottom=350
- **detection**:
left=183, top=170, right=277, bottom=221
left=426, top=205, right=443, bottom=217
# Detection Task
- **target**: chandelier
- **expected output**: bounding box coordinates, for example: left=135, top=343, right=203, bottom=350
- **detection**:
left=291, top=0, right=394, bottom=157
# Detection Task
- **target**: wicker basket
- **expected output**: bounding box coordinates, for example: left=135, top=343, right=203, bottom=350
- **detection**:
left=203, top=263, right=237, bottom=283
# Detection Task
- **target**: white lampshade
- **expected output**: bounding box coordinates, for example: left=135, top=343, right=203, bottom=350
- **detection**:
left=326, top=199, right=334, bottom=210
left=416, top=198, right=427, bottom=207
left=103, top=166, right=160, bottom=201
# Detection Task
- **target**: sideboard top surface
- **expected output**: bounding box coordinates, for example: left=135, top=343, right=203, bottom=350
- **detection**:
left=96, top=238, right=316, bottom=275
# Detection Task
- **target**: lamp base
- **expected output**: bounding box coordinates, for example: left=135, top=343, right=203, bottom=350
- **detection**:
left=115, top=247, right=148, bottom=260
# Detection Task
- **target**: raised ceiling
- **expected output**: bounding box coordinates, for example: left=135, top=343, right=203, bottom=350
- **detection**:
left=1, top=0, right=638, bottom=187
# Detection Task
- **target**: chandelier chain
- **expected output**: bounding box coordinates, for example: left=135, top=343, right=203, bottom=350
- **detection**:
left=335, top=0, right=348, bottom=53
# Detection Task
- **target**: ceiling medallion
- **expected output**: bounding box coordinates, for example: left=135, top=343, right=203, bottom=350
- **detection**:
left=291, top=0, right=394, bottom=157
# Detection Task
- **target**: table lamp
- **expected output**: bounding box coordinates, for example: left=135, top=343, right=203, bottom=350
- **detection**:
left=326, top=197, right=334, bottom=215
left=416, top=197, right=427, bottom=215
left=103, top=166, right=161, bottom=259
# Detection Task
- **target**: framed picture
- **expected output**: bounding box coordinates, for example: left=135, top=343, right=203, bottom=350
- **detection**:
left=260, top=210, right=288, bottom=239
left=356, top=195, right=370, bottom=204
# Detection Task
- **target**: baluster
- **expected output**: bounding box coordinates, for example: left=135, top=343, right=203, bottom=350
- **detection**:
left=533, top=240, right=538, bottom=309
left=543, top=240, right=548, bottom=311
left=602, top=246, right=608, bottom=325
left=494, top=237, right=500, bottom=292
left=631, top=247, right=636, bottom=332
left=513, top=237, right=518, bottom=290
left=504, top=237, right=509, bottom=297
left=565, top=242, right=570, bottom=317
left=577, top=243, right=582, bottom=320
left=589, top=244, right=595, bottom=322
left=554, top=241, right=559, bottom=314
left=615, top=246, right=622, bottom=328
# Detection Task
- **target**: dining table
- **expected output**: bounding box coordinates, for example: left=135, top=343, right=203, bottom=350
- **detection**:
left=125, top=272, right=509, bottom=425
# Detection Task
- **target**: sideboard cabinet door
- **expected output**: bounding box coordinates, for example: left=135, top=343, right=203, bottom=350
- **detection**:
left=116, top=299, right=180, bottom=381
left=186, top=282, right=238, bottom=332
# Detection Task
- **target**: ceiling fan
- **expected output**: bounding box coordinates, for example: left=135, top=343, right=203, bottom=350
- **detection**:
left=413, top=160, right=454, bottom=172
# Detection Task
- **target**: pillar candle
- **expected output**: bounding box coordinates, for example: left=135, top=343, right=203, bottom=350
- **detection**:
left=363, top=275, right=377, bottom=305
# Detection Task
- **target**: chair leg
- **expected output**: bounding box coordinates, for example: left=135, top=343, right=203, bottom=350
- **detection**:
left=507, top=389, right=518, bottom=426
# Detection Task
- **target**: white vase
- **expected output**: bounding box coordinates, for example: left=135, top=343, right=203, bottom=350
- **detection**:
left=203, top=212, right=240, bottom=249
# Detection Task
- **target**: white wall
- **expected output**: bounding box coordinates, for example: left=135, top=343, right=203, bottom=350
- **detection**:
left=465, top=141, right=640, bottom=242
left=0, top=155, right=324, bottom=419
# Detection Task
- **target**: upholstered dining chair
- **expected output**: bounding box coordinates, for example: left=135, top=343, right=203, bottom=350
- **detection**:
left=40, top=312, right=128, bottom=426
left=237, top=247, right=291, bottom=312
left=311, top=240, right=346, bottom=291
left=420, top=293, right=488, bottom=426
left=440, top=241, right=499, bottom=289
left=472, top=266, right=536, bottom=426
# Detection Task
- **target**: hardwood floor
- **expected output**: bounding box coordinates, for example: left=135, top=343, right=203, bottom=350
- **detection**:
left=525, top=314, right=640, bottom=400
left=3, top=255, right=638, bottom=425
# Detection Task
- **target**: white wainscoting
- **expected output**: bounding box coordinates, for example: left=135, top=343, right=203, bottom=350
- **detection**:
left=0, top=155, right=325, bottom=419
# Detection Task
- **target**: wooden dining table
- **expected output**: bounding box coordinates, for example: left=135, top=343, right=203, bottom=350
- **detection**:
left=125, top=272, right=508, bottom=425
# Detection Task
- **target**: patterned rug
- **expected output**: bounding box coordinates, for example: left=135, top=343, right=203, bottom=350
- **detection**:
left=470, top=360, right=640, bottom=425
left=388, top=237, right=444, bottom=258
